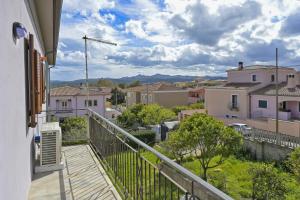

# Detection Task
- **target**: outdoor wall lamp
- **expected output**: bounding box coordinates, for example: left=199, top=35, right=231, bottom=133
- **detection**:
left=13, top=22, right=27, bottom=41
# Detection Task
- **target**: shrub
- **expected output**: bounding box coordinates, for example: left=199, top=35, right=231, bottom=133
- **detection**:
left=287, top=147, right=300, bottom=182
left=249, top=163, right=287, bottom=200
left=60, top=117, right=87, bottom=142
left=128, top=130, right=156, bottom=148
left=208, top=169, right=227, bottom=192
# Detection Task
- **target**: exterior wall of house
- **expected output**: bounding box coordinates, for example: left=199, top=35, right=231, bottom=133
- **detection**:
left=228, top=69, right=295, bottom=85
left=126, top=91, right=139, bottom=107
left=0, top=1, right=46, bottom=199
left=205, top=88, right=249, bottom=119
left=140, top=92, right=154, bottom=104
left=251, top=95, right=300, bottom=120
left=152, top=90, right=189, bottom=108
left=188, top=88, right=205, bottom=104
left=49, top=95, right=106, bottom=118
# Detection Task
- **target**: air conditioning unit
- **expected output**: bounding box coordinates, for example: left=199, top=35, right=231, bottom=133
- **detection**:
left=35, top=122, right=64, bottom=172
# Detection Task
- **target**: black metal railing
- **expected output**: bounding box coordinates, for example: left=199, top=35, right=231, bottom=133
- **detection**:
left=87, top=109, right=232, bottom=200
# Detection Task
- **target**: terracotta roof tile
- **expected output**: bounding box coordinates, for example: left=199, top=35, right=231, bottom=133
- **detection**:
left=50, top=86, right=110, bottom=96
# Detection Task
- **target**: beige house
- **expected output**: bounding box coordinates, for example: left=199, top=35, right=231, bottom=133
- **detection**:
left=126, top=83, right=189, bottom=108
left=206, top=63, right=296, bottom=119
left=205, top=62, right=300, bottom=137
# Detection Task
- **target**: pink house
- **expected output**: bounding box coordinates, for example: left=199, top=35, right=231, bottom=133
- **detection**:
left=206, top=62, right=300, bottom=121
left=49, top=86, right=109, bottom=120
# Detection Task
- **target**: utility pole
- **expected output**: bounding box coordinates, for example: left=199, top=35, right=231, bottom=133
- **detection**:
left=84, top=35, right=89, bottom=108
left=146, top=84, right=149, bottom=105
left=82, top=35, right=117, bottom=111
left=115, top=88, right=118, bottom=108
left=275, top=48, right=279, bottom=143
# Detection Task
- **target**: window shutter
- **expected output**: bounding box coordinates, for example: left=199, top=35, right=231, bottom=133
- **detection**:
left=41, top=61, right=45, bottom=104
left=29, top=34, right=37, bottom=127
left=34, top=50, right=41, bottom=114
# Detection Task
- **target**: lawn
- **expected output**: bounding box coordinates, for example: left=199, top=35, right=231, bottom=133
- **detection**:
left=182, top=156, right=300, bottom=200
left=101, top=144, right=300, bottom=199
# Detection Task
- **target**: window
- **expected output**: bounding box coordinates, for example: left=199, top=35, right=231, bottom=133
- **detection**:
left=85, top=100, right=92, bottom=107
left=280, top=101, right=287, bottom=110
left=258, top=100, right=267, bottom=108
left=252, top=74, right=257, bottom=82
left=298, top=102, right=300, bottom=112
left=232, top=95, right=238, bottom=108
left=271, top=74, right=275, bottom=82
left=94, top=100, right=97, bottom=106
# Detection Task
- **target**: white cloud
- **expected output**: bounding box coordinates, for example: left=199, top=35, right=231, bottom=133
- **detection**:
left=125, top=20, right=148, bottom=38
left=54, top=0, right=300, bottom=81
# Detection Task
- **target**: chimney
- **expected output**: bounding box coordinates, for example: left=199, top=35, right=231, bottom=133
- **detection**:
left=238, top=61, right=243, bottom=70
left=287, top=74, right=296, bottom=89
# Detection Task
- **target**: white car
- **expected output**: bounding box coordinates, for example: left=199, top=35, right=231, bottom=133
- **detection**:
left=228, top=123, right=251, bottom=134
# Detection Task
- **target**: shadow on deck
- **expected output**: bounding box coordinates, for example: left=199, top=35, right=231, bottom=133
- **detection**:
left=28, top=145, right=121, bottom=200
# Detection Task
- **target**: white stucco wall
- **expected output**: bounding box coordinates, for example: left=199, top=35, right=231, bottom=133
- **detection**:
left=205, top=88, right=250, bottom=119
left=0, top=1, right=45, bottom=199
left=228, top=68, right=296, bottom=85
left=49, top=95, right=106, bottom=118
left=251, top=95, right=300, bottom=120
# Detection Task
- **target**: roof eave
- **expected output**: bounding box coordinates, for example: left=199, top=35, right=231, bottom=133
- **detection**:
left=34, top=0, right=63, bottom=65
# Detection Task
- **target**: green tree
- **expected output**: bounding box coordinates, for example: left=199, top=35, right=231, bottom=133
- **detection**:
left=288, top=147, right=300, bottom=182
left=178, top=113, right=242, bottom=180
left=128, top=80, right=141, bottom=87
left=164, top=130, right=192, bottom=163
left=249, top=163, right=287, bottom=200
left=117, top=104, right=144, bottom=128
left=138, top=104, right=176, bottom=125
left=118, top=83, right=127, bottom=89
left=109, top=87, right=125, bottom=105
left=97, top=79, right=114, bottom=87
left=172, top=103, right=204, bottom=115
left=60, top=117, right=87, bottom=141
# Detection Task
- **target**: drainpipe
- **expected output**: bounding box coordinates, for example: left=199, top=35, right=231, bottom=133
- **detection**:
left=249, top=94, right=252, bottom=119
left=75, top=96, right=78, bottom=117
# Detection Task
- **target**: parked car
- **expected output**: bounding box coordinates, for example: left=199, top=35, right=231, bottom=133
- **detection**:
left=228, top=123, right=251, bottom=134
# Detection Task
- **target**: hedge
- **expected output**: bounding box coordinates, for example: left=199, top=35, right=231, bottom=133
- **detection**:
left=128, top=130, right=156, bottom=149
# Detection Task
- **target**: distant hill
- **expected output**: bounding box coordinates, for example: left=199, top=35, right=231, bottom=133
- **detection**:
left=51, top=74, right=226, bottom=87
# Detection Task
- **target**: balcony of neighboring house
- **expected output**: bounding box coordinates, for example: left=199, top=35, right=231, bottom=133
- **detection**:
left=29, top=109, right=232, bottom=200
left=55, top=99, right=73, bottom=113
left=228, top=102, right=239, bottom=112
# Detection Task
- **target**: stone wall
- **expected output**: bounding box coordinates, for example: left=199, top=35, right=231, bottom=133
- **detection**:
left=243, top=139, right=293, bottom=161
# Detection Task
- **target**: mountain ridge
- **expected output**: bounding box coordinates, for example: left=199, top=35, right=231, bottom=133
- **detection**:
left=51, top=73, right=226, bottom=87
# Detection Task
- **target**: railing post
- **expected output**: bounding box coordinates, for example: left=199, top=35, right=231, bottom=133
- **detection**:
left=87, top=110, right=91, bottom=142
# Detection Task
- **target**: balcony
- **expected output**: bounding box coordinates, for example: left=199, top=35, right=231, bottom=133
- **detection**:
left=228, top=103, right=239, bottom=112
left=55, top=108, right=73, bottom=114
left=29, top=109, right=232, bottom=200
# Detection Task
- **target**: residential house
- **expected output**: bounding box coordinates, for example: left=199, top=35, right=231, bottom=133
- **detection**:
left=205, top=62, right=300, bottom=137
left=188, top=87, right=205, bottom=103
left=0, top=0, right=62, bottom=199
left=126, top=83, right=189, bottom=108
left=49, top=86, right=108, bottom=120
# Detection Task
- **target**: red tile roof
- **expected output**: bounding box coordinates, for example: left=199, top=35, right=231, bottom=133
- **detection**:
left=50, top=86, right=110, bottom=96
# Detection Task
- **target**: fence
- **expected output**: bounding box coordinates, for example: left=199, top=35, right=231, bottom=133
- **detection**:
left=88, top=109, right=232, bottom=200
left=243, top=128, right=300, bottom=149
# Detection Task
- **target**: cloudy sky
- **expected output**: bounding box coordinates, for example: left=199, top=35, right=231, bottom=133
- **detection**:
left=52, top=0, right=300, bottom=81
